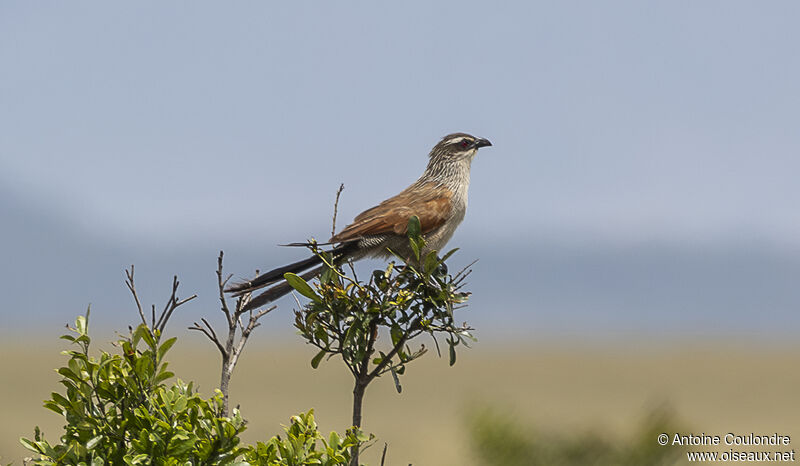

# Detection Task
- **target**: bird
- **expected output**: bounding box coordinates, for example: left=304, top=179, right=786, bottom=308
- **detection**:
left=226, top=132, right=492, bottom=310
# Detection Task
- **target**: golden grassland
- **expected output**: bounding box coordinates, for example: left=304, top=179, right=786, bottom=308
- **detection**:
left=2, top=336, right=798, bottom=465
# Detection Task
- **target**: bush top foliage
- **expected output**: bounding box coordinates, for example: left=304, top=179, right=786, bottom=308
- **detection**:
left=22, top=311, right=246, bottom=465
left=21, top=312, right=363, bottom=466
left=292, top=216, right=475, bottom=385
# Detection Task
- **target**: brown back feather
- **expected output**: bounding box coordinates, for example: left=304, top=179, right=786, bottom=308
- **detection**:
left=330, top=182, right=453, bottom=243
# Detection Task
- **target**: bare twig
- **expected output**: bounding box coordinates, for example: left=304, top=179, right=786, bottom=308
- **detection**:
left=347, top=260, right=358, bottom=283
left=187, top=321, right=214, bottom=343
left=125, top=266, right=196, bottom=333
left=124, top=266, right=146, bottom=327
left=188, top=251, right=276, bottom=415
left=217, top=252, right=234, bottom=326
left=189, top=318, right=226, bottom=355
left=380, top=443, right=388, bottom=466
left=331, top=183, right=345, bottom=238
left=453, top=258, right=478, bottom=281
left=452, top=259, right=478, bottom=291
left=154, top=276, right=196, bottom=333
left=292, top=292, right=303, bottom=311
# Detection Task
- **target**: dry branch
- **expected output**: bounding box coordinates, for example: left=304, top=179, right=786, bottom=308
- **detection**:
left=188, top=251, right=275, bottom=415
left=125, top=265, right=196, bottom=332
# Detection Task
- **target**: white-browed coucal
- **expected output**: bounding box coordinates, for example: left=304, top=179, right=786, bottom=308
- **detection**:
left=226, top=132, right=491, bottom=310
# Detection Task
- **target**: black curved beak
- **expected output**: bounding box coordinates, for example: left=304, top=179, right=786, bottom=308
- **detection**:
left=474, top=137, right=492, bottom=149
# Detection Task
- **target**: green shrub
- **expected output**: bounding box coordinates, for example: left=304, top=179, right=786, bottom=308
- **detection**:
left=468, top=405, right=684, bottom=466
left=242, top=411, right=367, bottom=466
left=290, top=216, right=474, bottom=465
left=21, top=311, right=246, bottom=465
left=21, top=311, right=360, bottom=466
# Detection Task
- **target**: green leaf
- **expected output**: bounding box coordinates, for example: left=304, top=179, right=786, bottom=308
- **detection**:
left=20, top=437, right=40, bottom=454
left=86, top=435, right=102, bottom=450
left=424, top=250, right=439, bottom=274
left=390, top=325, right=403, bottom=347
left=75, top=334, right=91, bottom=345
left=157, top=337, right=177, bottom=361
left=409, top=239, right=421, bottom=262
left=449, top=342, right=457, bottom=366
left=137, top=325, right=156, bottom=349
left=57, top=367, right=81, bottom=383
left=407, top=215, right=421, bottom=238
left=407, top=216, right=423, bottom=261
left=390, top=365, right=402, bottom=394
left=154, top=370, right=175, bottom=385
left=68, top=358, right=83, bottom=379
left=167, top=435, right=195, bottom=457
left=173, top=395, right=188, bottom=412
left=329, top=430, right=341, bottom=449
left=342, top=326, right=357, bottom=348
left=310, top=349, right=326, bottom=369
left=314, top=324, right=329, bottom=346
left=439, top=248, right=459, bottom=263
left=51, top=392, right=72, bottom=409
left=43, top=401, right=63, bottom=415
left=76, top=315, right=88, bottom=335
left=284, top=273, right=321, bottom=302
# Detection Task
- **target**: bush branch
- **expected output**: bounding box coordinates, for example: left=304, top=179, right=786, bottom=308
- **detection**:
left=125, top=266, right=196, bottom=333
left=188, top=251, right=276, bottom=415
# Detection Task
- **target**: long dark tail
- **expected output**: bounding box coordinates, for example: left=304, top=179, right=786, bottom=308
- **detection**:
left=225, top=242, right=357, bottom=310
left=225, top=254, right=324, bottom=296
left=239, top=265, right=324, bottom=311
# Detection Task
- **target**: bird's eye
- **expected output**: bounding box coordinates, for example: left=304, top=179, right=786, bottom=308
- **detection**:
left=460, top=139, right=471, bottom=149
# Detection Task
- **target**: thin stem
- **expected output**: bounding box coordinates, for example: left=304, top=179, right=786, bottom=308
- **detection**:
left=380, top=443, right=388, bottom=466
left=350, top=379, right=367, bottom=466
left=189, top=318, right=227, bottom=356
left=366, top=318, right=421, bottom=382
left=189, top=251, right=275, bottom=415
left=331, top=183, right=344, bottom=238
left=124, top=266, right=147, bottom=327
left=217, top=252, right=234, bottom=326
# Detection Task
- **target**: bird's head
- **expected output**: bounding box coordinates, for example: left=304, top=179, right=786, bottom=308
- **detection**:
left=429, top=132, right=492, bottom=164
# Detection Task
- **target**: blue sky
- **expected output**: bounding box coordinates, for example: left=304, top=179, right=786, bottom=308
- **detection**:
left=1, top=2, right=799, bottom=341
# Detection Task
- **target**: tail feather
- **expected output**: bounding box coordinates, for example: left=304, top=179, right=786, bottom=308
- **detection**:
left=241, top=265, right=324, bottom=311
left=225, top=254, right=322, bottom=296
left=225, top=242, right=358, bottom=303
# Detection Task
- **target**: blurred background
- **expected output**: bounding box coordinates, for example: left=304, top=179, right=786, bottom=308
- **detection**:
left=1, top=2, right=798, bottom=464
